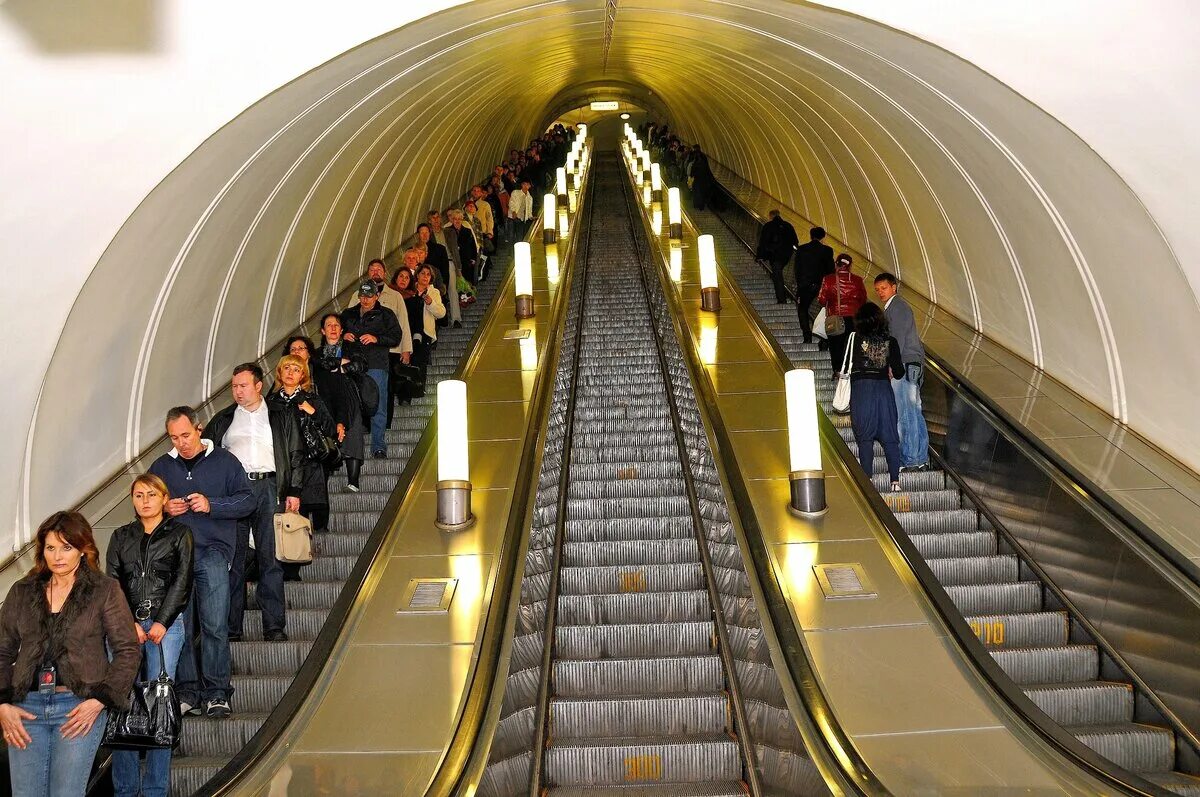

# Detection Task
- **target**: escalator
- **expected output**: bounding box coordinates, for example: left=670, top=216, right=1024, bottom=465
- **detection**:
left=693, top=207, right=1200, bottom=796
left=477, top=155, right=829, bottom=795
left=168, top=252, right=513, bottom=795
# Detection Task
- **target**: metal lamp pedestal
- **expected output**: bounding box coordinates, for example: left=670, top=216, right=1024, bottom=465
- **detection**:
left=788, top=470, right=827, bottom=516
left=435, top=480, right=476, bottom=531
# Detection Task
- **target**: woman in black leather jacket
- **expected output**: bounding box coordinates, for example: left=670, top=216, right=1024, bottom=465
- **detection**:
left=105, top=473, right=193, bottom=797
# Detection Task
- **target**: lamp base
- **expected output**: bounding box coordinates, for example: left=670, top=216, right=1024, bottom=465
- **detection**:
left=788, top=470, right=828, bottom=516
left=669, top=222, right=683, bottom=240
left=651, top=190, right=663, bottom=204
left=543, top=229, right=558, bottom=246
left=515, top=294, right=535, bottom=319
left=435, top=480, right=476, bottom=531
left=700, top=286, right=722, bottom=312
left=557, top=193, right=568, bottom=209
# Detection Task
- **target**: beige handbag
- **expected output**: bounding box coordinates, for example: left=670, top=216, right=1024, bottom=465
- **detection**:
left=273, top=512, right=313, bottom=564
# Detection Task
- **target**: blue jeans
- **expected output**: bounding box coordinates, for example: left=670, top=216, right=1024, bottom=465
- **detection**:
left=8, top=690, right=107, bottom=797
left=893, top=364, right=930, bottom=467
left=111, top=618, right=184, bottom=797
left=229, top=476, right=286, bottom=635
left=175, top=547, right=232, bottom=703
left=367, top=368, right=389, bottom=453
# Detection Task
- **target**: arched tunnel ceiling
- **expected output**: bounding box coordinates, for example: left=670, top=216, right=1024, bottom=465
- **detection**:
left=24, top=0, right=1197, bottom=535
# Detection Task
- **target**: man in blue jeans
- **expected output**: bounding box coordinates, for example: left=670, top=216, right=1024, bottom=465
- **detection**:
left=149, top=406, right=253, bottom=719
left=341, top=281, right=403, bottom=458
left=875, top=273, right=930, bottom=471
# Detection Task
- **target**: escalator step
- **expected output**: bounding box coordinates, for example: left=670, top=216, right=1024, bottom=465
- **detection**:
left=992, top=645, right=1099, bottom=684
left=1144, top=772, right=1200, bottom=797
left=896, top=509, right=979, bottom=534
left=168, top=760, right=225, bottom=796
left=177, top=714, right=267, bottom=758
left=908, top=531, right=997, bottom=559
left=1069, top=723, right=1175, bottom=774
left=559, top=563, right=706, bottom=595
left=567, top=478, right=689, bottom=500
left=962, top=611, right=1069, bottom=648
left=1024, top=682, right=1133, bottom=725
left=556, top=622, right=716, bottom=659
left=550, top=693, right=729, bottom=738
left=547, top=783, right=749, bottom=797
left=557, top=591, right=712, bottom=625
left=544, top=734, right=742, bottom=786
left=553, top=656, right=724, bottom=697
left=563, top=539, right=700, bottom=567
left=944, top=581, right=1042, bottom=615
left=230, top=641, right=312, bottom=676
left=870, top=471, right=946, bottom=491
left=564, top=517, right=697, bottom=542
left=566, top=496, right=692, bottom=520
left=927, top=554, right=1019, bottom=586
left=570, top=461, right=687, bottom=481
left=877, top=488, right=961, bottom=513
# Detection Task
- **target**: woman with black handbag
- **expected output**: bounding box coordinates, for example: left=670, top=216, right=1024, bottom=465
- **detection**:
left=312, top=316, right=367, bottom=491
left=105, top=474, right=193, bottom=797
left=270, top=354, right=338, bottom=581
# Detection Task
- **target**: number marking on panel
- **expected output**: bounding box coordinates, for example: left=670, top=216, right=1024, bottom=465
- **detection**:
left=624, top=753, right=662, bottom=781
left=970, top=619, right=1006, bottom=646
left=619, top=570, right=647, bottom=593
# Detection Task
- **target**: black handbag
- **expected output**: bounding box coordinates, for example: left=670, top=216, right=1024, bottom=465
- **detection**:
left=299, top=413, right=341, bottom=467
left=390, top=361, right=424, bottom=400
left=351, top=372, right=379, bottom=422
left=102, top=642, right=181, bottom=751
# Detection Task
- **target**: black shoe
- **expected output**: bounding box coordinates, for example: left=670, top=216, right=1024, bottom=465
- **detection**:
left=817, top=341, right=829, bottom=351
left=264, top=629, right=289, bottom=642
left=452, top=320, right=463, bottom=329
left=803, top=336, right=813, bottom=345
left=205, top=698, right=231, bottom=719
left=180, top=700, right=203, bottom=717
left=373, top=450, right=387, bottom=459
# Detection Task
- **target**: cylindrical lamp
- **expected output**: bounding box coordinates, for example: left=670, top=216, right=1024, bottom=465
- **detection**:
left=669, top=242, right=683, bottom=282
left=436, top=380, right=475, bottom=530
left=542, top=194, right=557, bottom=244
left=556, top=167, right=568, bottom=207
left=698, top=234, right=721, bottom=311
left=514, top=242, right=535, bottom=319
left=650, top=163, right=663, bottom=203
left=652, top=206, right=663, bottom=234
left=668, top=187, right=683, bottom=239
left=785, top=369, right=826, bottom=515
left=578, top=122, right=587, bottom=141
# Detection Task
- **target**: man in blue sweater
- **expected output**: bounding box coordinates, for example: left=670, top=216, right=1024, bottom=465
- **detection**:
left=875, top=273, right=930, bottom=471
left=148, top=405, right=253, bottom=719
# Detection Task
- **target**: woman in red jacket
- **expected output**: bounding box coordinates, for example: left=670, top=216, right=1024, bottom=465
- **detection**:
left=818, top=253, right=867, bottom=375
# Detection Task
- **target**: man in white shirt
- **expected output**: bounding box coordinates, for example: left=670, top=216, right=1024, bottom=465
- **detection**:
left=508, top=178, right=534, bottom=244
left=203, top=363, right=307, bottom=644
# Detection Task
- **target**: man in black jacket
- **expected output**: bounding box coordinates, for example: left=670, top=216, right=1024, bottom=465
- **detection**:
left=756, top=210, right=800, bottom=304
left=342, top=281, right=403, bottom=457
left=203, top=363, right=307, bottom=643
left=794, top=226, right=835, bottom=344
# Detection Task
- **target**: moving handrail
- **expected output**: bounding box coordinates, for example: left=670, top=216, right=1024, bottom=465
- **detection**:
left=701, top=190, right=1193, bottom=794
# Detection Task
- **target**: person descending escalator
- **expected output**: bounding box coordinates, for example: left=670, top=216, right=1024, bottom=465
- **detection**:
left=847, top=303, right=905, bottom=493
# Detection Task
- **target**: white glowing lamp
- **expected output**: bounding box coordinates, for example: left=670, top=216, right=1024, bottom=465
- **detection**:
left=669, top=243, right=683, bottom=282
left=543, top=193, right=558, bottom=244
left=698, top=235, right=718, bottom=289
left=514, top=242, right=533, bottom=296
left=667, top=187, right=683, bottom=239
left=437, top=380, right=468, bottom=482
left=785, top=369, right=827, bottom=514
left=652, top=206, right=663, bottom=232
left=558, top=209, right=569, bottom=237
left=556, top=167, right=567, bottom=196
left=546, top=244, right=560, bottom=283
left=650, top=163, right=662, bottom=192
left=567, top=153, right=578, bottom=174
left=640, top=152, right=651, bottom=175
left=578, top=123, right=587, bottom=141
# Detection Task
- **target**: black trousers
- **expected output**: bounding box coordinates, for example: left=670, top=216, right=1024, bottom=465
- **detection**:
left=795, top=283, right=821, bottom=342
left=769, top=258, right=790, bottom=303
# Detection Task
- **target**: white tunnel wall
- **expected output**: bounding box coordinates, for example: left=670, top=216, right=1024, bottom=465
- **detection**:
left=6, top=0, right=1200, bottom=553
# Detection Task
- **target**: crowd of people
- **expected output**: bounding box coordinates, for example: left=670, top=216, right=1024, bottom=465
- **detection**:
left=0, top=124, right=574, bottom=797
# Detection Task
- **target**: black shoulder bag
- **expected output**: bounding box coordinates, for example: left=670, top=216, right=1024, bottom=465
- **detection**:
left=102, top=642, right=182, bottom=750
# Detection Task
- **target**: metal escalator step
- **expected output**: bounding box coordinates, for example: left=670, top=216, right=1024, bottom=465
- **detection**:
left=240, top=608, right=329, bottom=641
left=926, top=554, right=1018, bottom=586
left=556, top=622, right=715, bottom=659
left=230, top=640, right=312, bottom=676
left=360, top=450, right=414, bottom=473
left=571, top=445, right=681, bottom=464
left=316, top=531, right=370, bottom=556
left=248, top=580, right=341, bottom=610
left=297, top=555, right=358, bottom=582
left=176, top=714, right=266, bottom=758
left=895, top=509, right=979, bottom=534
left=544, top=734, right=742, bottom=786
left=871, top=471, right=946, bottom=491
left=327, top=473, right=400, bottom=492
left=328, top=511, right=383, bottom=534
left=547, top=783, right=748, bottom=797
left=229, top=674, right=290, bottom=713
left=551, top=693, right=729, bottom=738
left=573, top=432, right=678, bottom=450
left=755, top=742, right=825, bottom=796
left=567, top=479, right=689, bottom=500
left=1024, top=682, right=1133, bottom=725
left=962, top=611, right=1069, bottom=648
left=563, top=539, right=700, bottom=567
left=1144, top=772, right=1200, bottom=797
left=991, top=645, right=1099, bottom=685
left=566, top=496, right=692, bottom=520
left=1069, top=723, right=1175, bottom=774
left=168, top=759, right=224, bottom=797
left=944, top=581, right=1042, bottom=615
left=554, top=656, right=724, bottom=697
left=559, top=563, right=706, bottom=595
left=328, top=490, right=392, bottom=512
left=909, top=531, right=997, bottom=558
left=570, top=461, right=686, bottom=481
left=877, top=489, right=960, bottom=513
left=557, top=591, right=712, bottom=625
left=565, top=517, right=697, bottom=542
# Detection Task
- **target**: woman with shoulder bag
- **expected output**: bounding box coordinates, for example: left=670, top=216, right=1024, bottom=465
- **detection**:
left=818, top=252, right=867, bottom=375
left=313, top=316, right=367, bottom=492
left=0, top=512, right=140, bottom=797
left=269, top=355, right=337, bottom=580
left=848, top=303, right=905, bottom=492
left=106, top=474, right=193, bottom=797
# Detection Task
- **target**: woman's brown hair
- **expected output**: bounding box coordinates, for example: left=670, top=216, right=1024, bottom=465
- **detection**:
left=275, top=354, right=313, bottom=392
left=29, top=511, right=100, bottom=576
left=130, top=472, right=170, bottom=499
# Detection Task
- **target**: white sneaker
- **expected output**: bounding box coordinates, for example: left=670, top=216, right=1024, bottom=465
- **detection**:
left=180, top=701, right=202, bottom=717
left=346, top=483, right=360, bottom=493
left=890, top=482, right=903, bottom=493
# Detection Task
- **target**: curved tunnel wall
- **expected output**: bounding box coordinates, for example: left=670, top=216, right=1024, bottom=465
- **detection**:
left=11, top=0, right=1200, bottom=550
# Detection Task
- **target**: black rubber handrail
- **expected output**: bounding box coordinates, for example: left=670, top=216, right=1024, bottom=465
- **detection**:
left=706, top=202, right=1174, bottom=796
